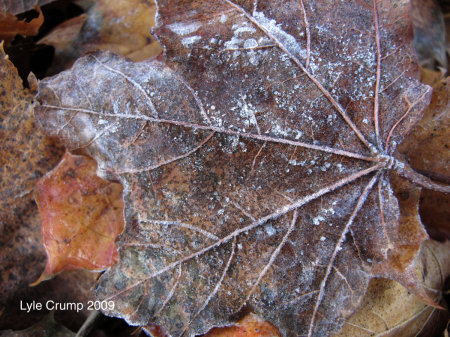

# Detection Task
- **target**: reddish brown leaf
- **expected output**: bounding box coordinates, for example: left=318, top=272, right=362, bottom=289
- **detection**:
left=33, top=152, right=125, bottom=284
left=34, top=0, right=447, bottom=336
left=0, top=7, right=44, bottom=43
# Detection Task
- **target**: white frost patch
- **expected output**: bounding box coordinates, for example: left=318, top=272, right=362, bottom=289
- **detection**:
left=224, top=36, right=243, bottom=49
left=313, top=215, right=325, bottom=226
left=264, top=224, right=276, bottom=236
left=244, top=38, right=258, bottom=49
left=238, top=94, right=258, bottom=128
left=220, top=14, right=228, bottom=23
left=235, top=26, right=256, bottom=35
left=168, top=21, right=201, bottom=36
left=181, top=36, right=202, bottom=48
left=253, top=11, right=306, bottom=61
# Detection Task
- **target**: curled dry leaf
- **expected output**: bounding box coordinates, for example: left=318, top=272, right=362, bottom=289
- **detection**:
left=76, top=0, right=162, bottom=61
left=398, top=77, right=450, bottom=241
left=40, top=0, right=162, bottom=75
left=0, top=7, right=44, bottom=43
left=333, top=240, right=450, bottom=337
left=33, top=152, right=125, bottom=284
left=34, top=0, right=448, bottom=336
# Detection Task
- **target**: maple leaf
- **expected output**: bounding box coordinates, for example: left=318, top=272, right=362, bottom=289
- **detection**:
left=32, top=152, right=125, bottom=285
left=34, top=0, right=449, bottom=336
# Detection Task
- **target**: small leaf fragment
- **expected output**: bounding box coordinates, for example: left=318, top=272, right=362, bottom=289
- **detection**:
left=33, top=152, right=125, bottom=284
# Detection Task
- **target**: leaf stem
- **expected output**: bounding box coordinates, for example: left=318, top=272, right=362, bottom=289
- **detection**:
left=394, top=160, right=450, bottom=193
left=75, top=310, right=101, bottom=337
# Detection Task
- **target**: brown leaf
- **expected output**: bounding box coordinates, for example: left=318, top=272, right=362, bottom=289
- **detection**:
left=34, top=0, right=445, bottom=336
left=33, top=152, right=125, bottom=284
left=0, top=7, right=44, bottom=43
left=333, top=240, right=450, bottom=337
left=0, top=42, right=61, bottom=325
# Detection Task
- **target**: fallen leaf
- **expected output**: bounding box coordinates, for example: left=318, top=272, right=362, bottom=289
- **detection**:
left=34, top=0, right=448, bottom=336
left=33, top=152, right=125, bottom=284
left=40, top=0, right=162, bottom=76
left=398, top=77, right=450, bottom=241
left=75, top=0, right=162, bottom=61
left=0, top=7, right=44, bottom=43
left=38, top=14, right=87, bottom=51
left=0, top=0, right=54, bottom=15
left=333, top=239, right=450, bottom=337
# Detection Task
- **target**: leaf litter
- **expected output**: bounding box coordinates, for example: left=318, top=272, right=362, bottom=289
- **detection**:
left=34, top=0, right=450, bottom=336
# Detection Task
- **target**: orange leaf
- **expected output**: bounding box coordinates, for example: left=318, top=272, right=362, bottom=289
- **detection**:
left=205, top=313, right=281, bottom=337
left=32, top=152, right=124, bottom=285
left=0, top=7, right=44, bottom=43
